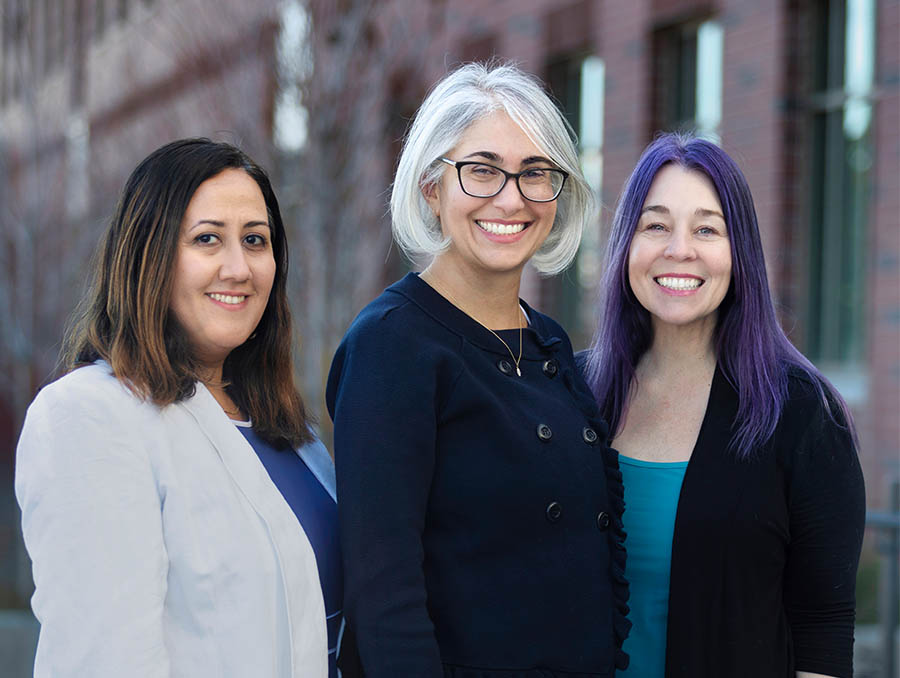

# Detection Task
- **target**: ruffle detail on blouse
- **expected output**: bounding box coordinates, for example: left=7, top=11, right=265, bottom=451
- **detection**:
left=559, top=367, right=631, bottom=671
left=601, top=441, right=631, bottom=671
left=563, top=370, right=631, bottom=670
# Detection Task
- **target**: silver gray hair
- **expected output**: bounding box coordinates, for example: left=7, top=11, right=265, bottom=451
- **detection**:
left=390, top=62, right=595, bottom=275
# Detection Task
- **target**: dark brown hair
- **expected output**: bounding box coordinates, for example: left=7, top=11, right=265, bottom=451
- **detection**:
left=63, top=138, right=313, bottom=448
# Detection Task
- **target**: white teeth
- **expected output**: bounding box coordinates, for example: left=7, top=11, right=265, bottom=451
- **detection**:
left=209, top=293, right=247, bottom=304
left=655, top=277, right=702, bottom=290
left=476, top=220, right=526, bottom=235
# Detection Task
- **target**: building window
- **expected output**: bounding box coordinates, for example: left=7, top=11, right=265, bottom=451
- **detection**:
left=273, top=0, right=311, bottom=153
left=804, top=0, right=875, bottom=394
left=651, top=17, right=723, bottom=141
left=545, top=54, right=605, bottom=346
left=95, top=0, right=107, bottom=41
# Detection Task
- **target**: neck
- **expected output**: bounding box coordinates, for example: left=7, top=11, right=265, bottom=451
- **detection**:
left=197, top=361, right=244, bottom=420
left=640, top=319, right=718, bottom=380
left=421, top=257, right=523, bottom=330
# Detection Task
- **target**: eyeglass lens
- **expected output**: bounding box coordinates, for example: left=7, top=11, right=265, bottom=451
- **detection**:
left=459, top=164, right=564, bottom=201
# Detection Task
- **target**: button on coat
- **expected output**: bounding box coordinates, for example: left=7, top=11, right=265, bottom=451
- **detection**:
left=536, top=424, right=553, bottom=442
left=542, top=359, right=559, bottom=377
left=597, top=511, right=611, bottom=531
left=546, top=502, right=562, bottom=523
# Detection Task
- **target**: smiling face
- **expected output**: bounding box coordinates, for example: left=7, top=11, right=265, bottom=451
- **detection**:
left=169, top=168, right=276, bottom=371
left=628, top=163, right=732, bottom=337
left=424, top=111, right=558, bottom=278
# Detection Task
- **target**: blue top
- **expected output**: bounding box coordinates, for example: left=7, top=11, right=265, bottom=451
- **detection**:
left=618, top=455, right=688, bottom=678
left=326, top=273, right=629, bottom=678
left=236, top=424, right=343, bottom=678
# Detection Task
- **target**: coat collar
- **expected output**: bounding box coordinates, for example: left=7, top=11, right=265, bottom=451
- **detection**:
left=387, top=272, right=563, bottom=358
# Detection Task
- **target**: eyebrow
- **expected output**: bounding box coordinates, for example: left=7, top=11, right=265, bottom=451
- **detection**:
left=640, top=205, right=725, bottom=220
left=461, top=151, right=555, bottom=166
left=695, top=207, right=725, bottom=219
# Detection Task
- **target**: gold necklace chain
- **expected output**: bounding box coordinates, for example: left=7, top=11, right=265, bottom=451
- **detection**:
left=423, top=274, right=524, bottom=377
left=482, top=320, right=523, bottom=376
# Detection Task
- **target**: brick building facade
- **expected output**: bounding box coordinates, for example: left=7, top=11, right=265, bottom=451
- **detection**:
left=0, top=0, right=897, bottom=668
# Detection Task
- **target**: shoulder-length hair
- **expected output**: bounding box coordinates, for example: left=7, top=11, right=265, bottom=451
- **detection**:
left=583, top=132, right=854, bottom=457
left=391, top=61, right=595, bottom=275
left=63, top=137, right=313, bottom=448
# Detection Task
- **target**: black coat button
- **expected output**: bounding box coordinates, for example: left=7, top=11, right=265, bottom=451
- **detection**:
left=536, top=424, right=553, bottom=441
left=597, top=512, right=611, bottom=530
left=497, top=359, right=513, bottom=375
left=582, top=427, right=599, bottom=445
left=542, top=359, right=559, bottom=378
left=546, top=502, right=562, bottom=523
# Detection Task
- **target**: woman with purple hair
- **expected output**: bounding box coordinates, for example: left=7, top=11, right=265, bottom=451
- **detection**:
left=580, top=132, right=865, bottom=678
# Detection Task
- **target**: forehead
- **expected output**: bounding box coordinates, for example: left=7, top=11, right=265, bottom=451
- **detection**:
left=185, top=168, right=267, bottom=215
left=451, top=110, right=545, bottom=160
left=643, top=164, right=721, bottom=210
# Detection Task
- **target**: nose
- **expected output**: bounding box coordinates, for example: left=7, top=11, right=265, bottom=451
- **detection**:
left=219, top=241, right=251, bottom=281
left=664, top=226, right=696, bottom=261
left=491, top=176, right=526, bottom=213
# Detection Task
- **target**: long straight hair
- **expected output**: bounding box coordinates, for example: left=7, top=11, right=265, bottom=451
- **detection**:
left=583, top=133, right=854, bottom=457
left=63, top=138, right=313, bottom=448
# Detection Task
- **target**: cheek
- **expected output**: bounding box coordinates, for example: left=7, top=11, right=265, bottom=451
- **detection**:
left=169, top=255, right=193, bottom=309
left=717, top=246, right=733, bottom=279
left=626, top=241, right=643, bottom=284
left=258, top=257, right=277, bottom=297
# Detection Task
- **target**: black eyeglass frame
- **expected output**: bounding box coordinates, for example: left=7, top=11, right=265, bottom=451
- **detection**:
left=439, top=157, right=569, bottom=203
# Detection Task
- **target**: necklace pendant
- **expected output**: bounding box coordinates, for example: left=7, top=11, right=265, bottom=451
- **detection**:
left=516, top=366, right=522, bottom=377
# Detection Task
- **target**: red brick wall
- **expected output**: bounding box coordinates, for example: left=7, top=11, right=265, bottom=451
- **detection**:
left=866, top=0, right=900, bottom=509
left=599, top=0, right=654, bottom=217
left=719, top=0, right=789, bottom=289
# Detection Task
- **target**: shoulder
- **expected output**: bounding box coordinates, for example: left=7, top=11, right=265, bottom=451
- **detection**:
left=780, top=368, right=851, bottom=436
left=774, top=368, right=858, bottom=472
left=334, top=275, right=467, bottom=363
left=27, top=362, right=154, bottom=424
left=342, top=287, right=419, bottom=344
left=16, top=363, right=165, bottom=497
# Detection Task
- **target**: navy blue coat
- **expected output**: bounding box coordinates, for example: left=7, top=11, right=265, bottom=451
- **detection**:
left=327, top=274, right=629, bottom=678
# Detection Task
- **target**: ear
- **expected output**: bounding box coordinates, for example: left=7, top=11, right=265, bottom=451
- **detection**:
left=421, top=180, right=441, bottom=218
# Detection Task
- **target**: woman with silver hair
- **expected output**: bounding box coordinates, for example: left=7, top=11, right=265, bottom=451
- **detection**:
left=327, top=62, right=629, bottom=676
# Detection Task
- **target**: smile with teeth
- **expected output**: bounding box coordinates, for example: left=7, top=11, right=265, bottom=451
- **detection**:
left=655, top=276, right=703, bottom=291
left=476, top=220, right=527, bottom=235
left=208, top=293, right=247, bottom=305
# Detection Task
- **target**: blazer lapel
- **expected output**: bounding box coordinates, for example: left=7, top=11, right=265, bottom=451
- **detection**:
left=179, top=383, right=328, bottom=676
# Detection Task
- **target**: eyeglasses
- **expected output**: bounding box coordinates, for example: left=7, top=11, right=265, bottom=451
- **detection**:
left=440, top=157, right=568, bottom=203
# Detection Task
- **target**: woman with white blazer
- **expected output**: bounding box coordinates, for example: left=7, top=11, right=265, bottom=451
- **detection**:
left=16, top=139, right=339, bottom=678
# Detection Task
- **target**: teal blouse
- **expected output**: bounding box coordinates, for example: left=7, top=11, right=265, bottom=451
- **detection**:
left=618, top=455, right=688, bottom=678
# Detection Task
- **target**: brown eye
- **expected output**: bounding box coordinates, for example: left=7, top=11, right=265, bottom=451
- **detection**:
left=244, top=233, right=268, bottom=247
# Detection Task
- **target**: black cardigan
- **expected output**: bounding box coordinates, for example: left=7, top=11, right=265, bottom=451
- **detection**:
left=586, top=361, right=864, bottom=677
left=327, top=274, right=629, bottom=678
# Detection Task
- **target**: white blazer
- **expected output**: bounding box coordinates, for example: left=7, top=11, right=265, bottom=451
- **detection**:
left=15, top=362, right=332, bottom=678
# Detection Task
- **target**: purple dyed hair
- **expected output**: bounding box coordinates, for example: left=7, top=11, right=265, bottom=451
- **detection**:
left=582, top=132, right=855, bottom=457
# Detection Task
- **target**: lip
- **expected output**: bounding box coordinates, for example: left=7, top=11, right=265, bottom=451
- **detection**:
left=206, top=292, right=251, bottom=309
left=474, top=219, right=532, bottom=243
left=653, top=274, right=704, bottom=296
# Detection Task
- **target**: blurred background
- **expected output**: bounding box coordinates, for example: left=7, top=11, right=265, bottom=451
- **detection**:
left=0, top=0, right=897, bottom=675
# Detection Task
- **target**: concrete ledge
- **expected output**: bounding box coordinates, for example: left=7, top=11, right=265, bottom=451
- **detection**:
left=0, top=609, right=37, bottom=678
